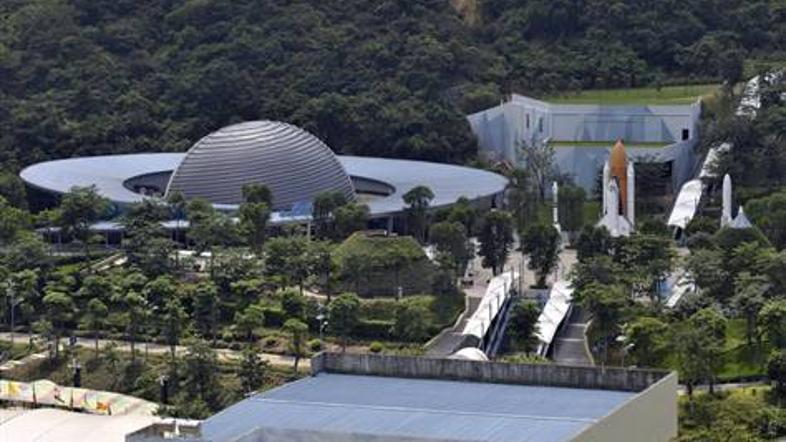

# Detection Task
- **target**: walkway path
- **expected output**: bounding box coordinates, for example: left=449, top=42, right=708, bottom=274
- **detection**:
left=0, top=333, right=303, bottom=369
left=551, top=306, right=593, bottom=365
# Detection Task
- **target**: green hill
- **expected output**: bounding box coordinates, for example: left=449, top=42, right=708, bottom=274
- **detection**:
left=0, top=0, right=781, bottom=169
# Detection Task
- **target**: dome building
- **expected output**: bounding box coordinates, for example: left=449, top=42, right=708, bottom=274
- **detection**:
left=20, top=120, right=508, bottom=232
left=166, top=121, right=355, bottom=211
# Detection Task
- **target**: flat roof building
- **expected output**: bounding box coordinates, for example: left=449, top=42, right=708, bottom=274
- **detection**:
left=131, top=353, right=678, bottom=442
left=20, top=121, right=508, bottom=227
left=467, top=94, right=701, bottom=194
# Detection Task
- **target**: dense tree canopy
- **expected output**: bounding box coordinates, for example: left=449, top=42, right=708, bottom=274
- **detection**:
left=0, top=0, right=782, bottom=173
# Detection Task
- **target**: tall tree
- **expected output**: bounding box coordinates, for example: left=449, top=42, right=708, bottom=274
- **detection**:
left=283, top=318, right=308, bottom=375
left=446, top=197, right=477, bottom=235
left=522, top=223, right=561, bottom=287
left=242, top=184, right=273, bottom=206
left=181, top=339, right=221, bottom=412
left=312, top=191, right=348, bottom=239
left=557, top=184, right=586, bottom=234
left=688, top=307, right=728, bottom=394
left=310, top=240, right=336, bottom=302
left=507, top=300, right=540, bottom=352
left=334, top=203, right=369, bottom=239
left=760, top=300, right=786, bottom=349
left=429, top=221, right=471, bottom=272
left=478, top=210, right=513, bottom=276
left=0, top=197, right=31, bottom=245
left=264, top=236, right=311, bottom=293
left=187, top=198, right=238, bottom=272
left=507, top=169, right=537, bottom=233
left=123, top=199, right=173, bottom=276
left=42, top=291, right=74, bottom=360
left=239, top=200, right=270, bottom=253
left=239, top=347, right=267, bottom=394
left=328, top=293, right=360, bottom=351
left=234, top=304, right=265, bottom=342
left=143, top=276, right=178, bottom=312
left=193, top=281, right=220, bottom=344
left=402, top=185, right=434, bottom=243
left=124, top=290, right=147, bottom=363
left=5, top=232, right=49, bottom=272
left=393, top=299, right=431, bottom=342
left=574, top=282, right=628, bottom=363
left=575, top=225, right=612, bottom=262
left=623, top=316, right=668, bottom=367
left=167, top=191, right=187, bottom=267
left=519, top=140, right=555, bottom=201
left=81, top=298, right=108, bottom=357
left=768, top=350, right=786, bottom=400
left=162, top=296, right=187, bottom=363
left=731, top=273, right=767, bottom=346
left=57, top=186, right=108, bottom=260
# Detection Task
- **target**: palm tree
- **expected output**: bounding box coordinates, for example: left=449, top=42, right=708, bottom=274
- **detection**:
left=402, top=185, right=434, bottom=243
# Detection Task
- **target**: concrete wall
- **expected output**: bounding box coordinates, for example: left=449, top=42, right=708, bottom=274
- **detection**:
left=553, top=140, right=699, bottom=195
left=467, top=95, right=701, bottom=194
left=572, top=371, right=679, bottom=442
left=548, top=103, right=697, bottom=144
left=312, top=353, right=669, bottom=393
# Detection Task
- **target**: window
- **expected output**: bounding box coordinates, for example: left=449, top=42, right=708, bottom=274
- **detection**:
left=538, top=117, right=544, bottom=133
left=526, top=114, right=530, bottom=129
left=682, top=129, right=690, bottom=140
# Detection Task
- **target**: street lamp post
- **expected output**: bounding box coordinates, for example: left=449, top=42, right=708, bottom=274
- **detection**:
left=316, top=303, right=328, bottom=347
left=158, top=374, right=170, bottom=404
left=69, top=357, right=82, bottom=387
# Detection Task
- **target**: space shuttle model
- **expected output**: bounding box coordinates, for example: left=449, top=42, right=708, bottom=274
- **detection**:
left=598, top=140, right=635, bottom=237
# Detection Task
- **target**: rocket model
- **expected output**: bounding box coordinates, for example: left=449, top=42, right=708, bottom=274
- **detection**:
left=721, top=174, right=732, bottom=227
left=721, top=173, right=753, bottom=229
left=598, top=140, right=635, bottom=237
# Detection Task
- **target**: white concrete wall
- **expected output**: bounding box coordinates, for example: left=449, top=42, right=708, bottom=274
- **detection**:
left=572, top=371, right=678, bottom=442
left=468, top=96, right=701, bottom=194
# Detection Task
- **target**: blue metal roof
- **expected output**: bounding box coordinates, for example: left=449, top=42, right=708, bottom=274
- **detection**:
left=201, top=373, right=634, bottom=441
left=20, top=154, right=507, bottom=218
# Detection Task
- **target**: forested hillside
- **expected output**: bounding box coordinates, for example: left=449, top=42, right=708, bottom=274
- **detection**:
left=0, top=0, right=782, bottom=169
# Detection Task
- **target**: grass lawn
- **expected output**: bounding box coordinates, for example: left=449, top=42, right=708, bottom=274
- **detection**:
left=533, top=201, right=600, bottom=226
left=0, top=340, right=38, bottom=361
left=543, top=84, right=719, bottom=105
left=717, top=319, right=768, bottom=381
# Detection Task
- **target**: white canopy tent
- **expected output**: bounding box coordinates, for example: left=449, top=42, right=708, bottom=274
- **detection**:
left=535, top=280, right=574, bottom=356
left=667, top=179, right=704, bottom=229
left=461, top=271, right=516, bottom=340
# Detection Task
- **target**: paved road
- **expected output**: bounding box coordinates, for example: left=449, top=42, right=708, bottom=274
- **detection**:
left=0, top=333, right=303, bottom=369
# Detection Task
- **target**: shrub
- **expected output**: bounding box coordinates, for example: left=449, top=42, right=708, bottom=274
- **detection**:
left=308, top=339, right=322, bottom=352
left=261, top=307, right=285, bottom=327
left=360, top=298, right=398, bottom=320
left=354, top=319, right=393, bottom=340
left=369, top=341, right=384, bottom=353
left=280, top=289, right=306, bottom=319
left=263, top=336, right=278, bottom=348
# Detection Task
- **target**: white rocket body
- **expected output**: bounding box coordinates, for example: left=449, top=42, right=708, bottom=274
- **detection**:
left=722, top=174, right=732, bottom=227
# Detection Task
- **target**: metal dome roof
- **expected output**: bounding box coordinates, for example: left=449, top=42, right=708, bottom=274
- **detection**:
left=165, top=121, right=356, bottom=210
